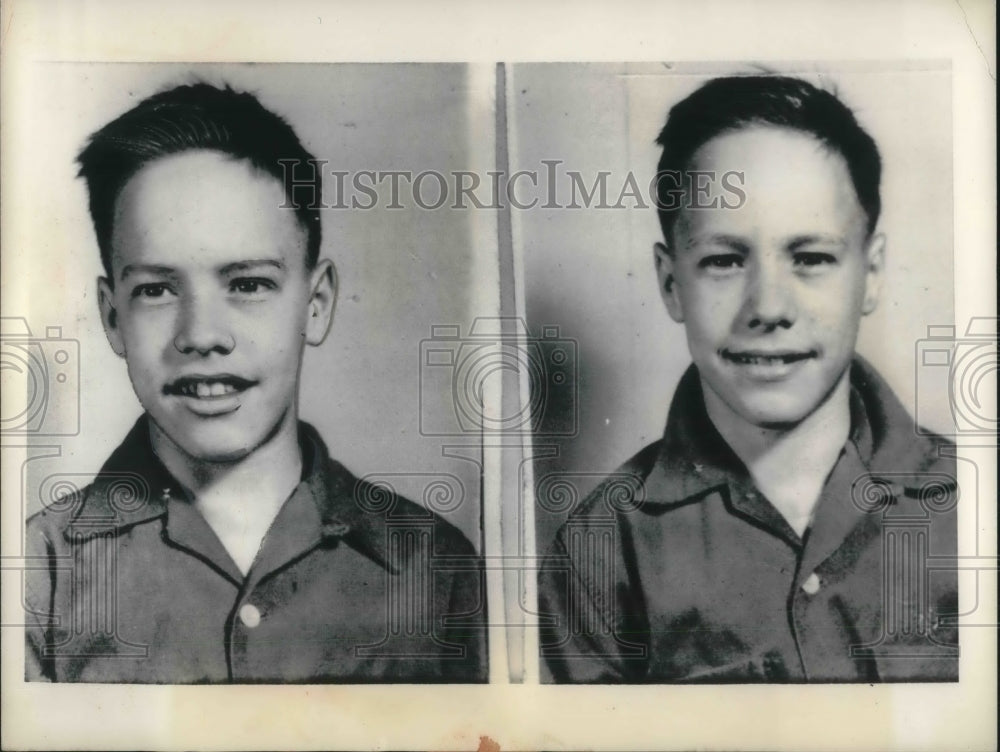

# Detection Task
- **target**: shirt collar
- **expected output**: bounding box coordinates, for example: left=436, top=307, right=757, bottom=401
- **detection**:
left=642, top=357, right=955, bottom=511
left=845, top=356, right=955, bottom=484
left=63, top=416, right=397, bottom=572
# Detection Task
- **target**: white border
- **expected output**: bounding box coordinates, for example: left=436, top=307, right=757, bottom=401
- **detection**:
left=2, top=1, right=995, bottom=750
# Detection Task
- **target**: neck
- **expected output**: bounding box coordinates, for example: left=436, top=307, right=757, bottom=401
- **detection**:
left=702, top=370, right=853, bottom=535
left=149, top=416, right=303, bottom=501
left=149, top=415, right=304, bottom=574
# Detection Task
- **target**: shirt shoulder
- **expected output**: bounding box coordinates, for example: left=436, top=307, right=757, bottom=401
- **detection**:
left=557, top=439, right=663, bottom=528
left=322, top=457, right=479, bottom=564
left=25, top=484, right=93, bottom=550
left=911, top=428, right=956, bottom=469
left=388, top=491, right=479, bottom=558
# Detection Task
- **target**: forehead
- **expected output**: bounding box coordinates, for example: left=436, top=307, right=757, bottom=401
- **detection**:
left=110, top=150, right=306, bottom=272
left=677, top=125, right=867, bottom=241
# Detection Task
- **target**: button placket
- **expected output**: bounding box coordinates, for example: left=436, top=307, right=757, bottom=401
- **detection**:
left=787, top=564, right=822, bottom=680
left=226, top=585, right=268, bottom=682
left=228, top=591, right=267, bottom=680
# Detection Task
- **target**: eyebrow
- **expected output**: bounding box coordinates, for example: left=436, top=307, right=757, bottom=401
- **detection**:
left=118, top=259, right=286, bottom=281
left=119, top=264, right=176, bottom=281
left=786, top=234, right=847, bottom=250
left=682, top=233, right=848, bottom=252
left=684, top=233, right=750, bottom=252
left=218, top=259, right=287, bottom=275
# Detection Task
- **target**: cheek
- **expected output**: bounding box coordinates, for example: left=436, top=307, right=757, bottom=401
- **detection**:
left=802, top=271, right=868, bottom=329
left=119, top=309, right=176, bottom=356
left=682, top=280, right=743, bottom=337
left=237, top=300, right=308, bottom=352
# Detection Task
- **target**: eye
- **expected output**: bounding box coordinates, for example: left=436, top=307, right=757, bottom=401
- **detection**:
left=793, top=251, right=838, bottom=268
left=698, top=254, right=745, bottom=271
left=229, top=278, right=277, bottom=295
left=130, top=283, right=175, bottom=300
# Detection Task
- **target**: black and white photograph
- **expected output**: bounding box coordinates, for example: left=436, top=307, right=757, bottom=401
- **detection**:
left=1, top=1, right=995, bottom=750
left=515, top=62, right=968, bottom=683
left=7, top=62, right=495, bottom=684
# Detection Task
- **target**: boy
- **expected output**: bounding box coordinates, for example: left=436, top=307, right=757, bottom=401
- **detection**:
left=538, top=75, right=958, bottom=683
left=25, top=83, right=486, bottom=683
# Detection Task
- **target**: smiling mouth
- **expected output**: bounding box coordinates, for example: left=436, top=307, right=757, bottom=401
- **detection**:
left=164, top=375, right=257, bottom=399
left=721, top=349, right=817, bottom=366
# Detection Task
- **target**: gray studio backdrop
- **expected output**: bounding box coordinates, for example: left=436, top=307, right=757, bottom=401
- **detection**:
left=510, top=62, right=954, bottom=554
left=10, top=61, right=956, bottom=562
left=17, top=63, right=492, bottom=548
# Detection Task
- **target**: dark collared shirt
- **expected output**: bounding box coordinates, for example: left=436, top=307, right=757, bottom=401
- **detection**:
left=539, top=360, right=958, bottom=683
left=25, top=417, right=487, bottom=683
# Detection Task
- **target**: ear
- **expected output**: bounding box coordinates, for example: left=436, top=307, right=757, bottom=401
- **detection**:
left=305, top=258, right=338, bottom=346
left=861, top=232, right=886, bottom=315
left=654, top=242, right=685, bottom=323
left=97, top=277, right=126, bottom=358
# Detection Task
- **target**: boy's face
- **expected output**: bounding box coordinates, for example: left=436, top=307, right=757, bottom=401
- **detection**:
left=98, top=150, right=336, bottom=462
left=655, top=126, right=885, bottom=429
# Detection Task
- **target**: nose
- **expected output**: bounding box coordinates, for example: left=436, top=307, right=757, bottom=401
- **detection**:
left=173, top=292, right=234, bottom=355
left=743, top=257, right=796, bottom=331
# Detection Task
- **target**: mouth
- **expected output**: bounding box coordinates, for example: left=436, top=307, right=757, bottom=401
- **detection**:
left=720, top=349, right=817, bottom=366
left=163, top=374, right=257, bottom=400
left=719, top=349, right=817, bottom=380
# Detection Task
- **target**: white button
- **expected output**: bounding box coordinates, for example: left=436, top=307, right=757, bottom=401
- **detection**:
left=239, top=603, right=261, bottom=628
left=802, top=572, right=821, bottom=595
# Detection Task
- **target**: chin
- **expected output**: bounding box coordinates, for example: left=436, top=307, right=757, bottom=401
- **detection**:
left=732, top=397, right=820, bottom=430
left=186, top=442, right=256, bottom=464
left=177, top=434, right=257, bottom=464
left=151, top=416, right=260, bottom=464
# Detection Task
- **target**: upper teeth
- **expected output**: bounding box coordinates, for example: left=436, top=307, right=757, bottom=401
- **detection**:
left=184, top=381, right=237, bottom=397
left=731, top=354, right=794, bottom=365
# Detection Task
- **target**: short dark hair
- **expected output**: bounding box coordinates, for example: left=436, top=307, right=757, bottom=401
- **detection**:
left=77, top=82, right=322, bottom=276
left=654, top=75, right=881, bottom=243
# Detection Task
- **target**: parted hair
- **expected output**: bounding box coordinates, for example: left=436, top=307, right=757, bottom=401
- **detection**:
left=77, top=82, right=322, bottom=276
left=654, top=75, right=881, bottom=244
